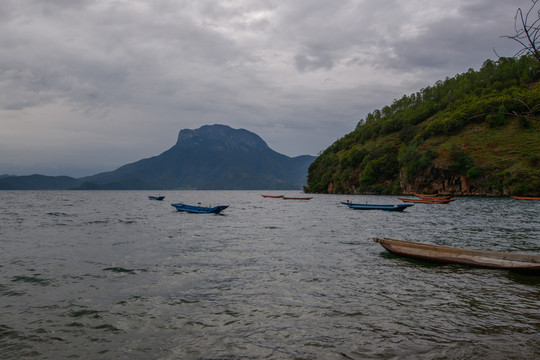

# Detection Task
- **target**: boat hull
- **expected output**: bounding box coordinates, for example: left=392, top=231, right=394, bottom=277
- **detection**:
left=373, top=238, right=540, bottom=272
left=148, top=196, right=165, bottom=201
left=512, top=196, right=540, bottom=200
left=399, top=198, right=455, bottom=204
left=261, top=195, right=284, bottom=198
left=282, top=196, right=313, bottom=200
left=414, top=194, right=453, bottom=200
left=341, top=202, right=414, bottom=211
left=171, top=203, right=228, bottom=214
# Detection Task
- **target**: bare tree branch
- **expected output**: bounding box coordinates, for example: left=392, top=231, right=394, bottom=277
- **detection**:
left=501, top=0, right=540, bottom=63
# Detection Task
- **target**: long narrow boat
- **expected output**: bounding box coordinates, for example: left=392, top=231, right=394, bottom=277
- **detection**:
left=512, top=196, right=540, bottom=200
left=373, top=238, right=540, bottom=272
left=399, top=198, right=456, bottom=204
left=341, top=202, right=414, bottom=211
left=415, top=194, right=453, bottom=200
left=148, top=196, right=165, bottom=201
left=261, top=195, right=284, bottom=198
left=171, top=203, right=228, bottom=214
left=282, top=196, right=313, bottom=200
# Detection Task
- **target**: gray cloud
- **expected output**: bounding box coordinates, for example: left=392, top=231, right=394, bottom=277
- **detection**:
left=294, top=53, right=334, bottom=72
left=0, top=0, right=533, bottom=176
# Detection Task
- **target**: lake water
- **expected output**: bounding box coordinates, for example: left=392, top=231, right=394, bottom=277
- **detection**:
left=1, top=191, right=539, bottom=359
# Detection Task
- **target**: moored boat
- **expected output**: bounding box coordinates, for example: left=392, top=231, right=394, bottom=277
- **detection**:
left=341, top=201, right=414, bottom=211
left=415, top=194, right=453, bottom=200
left=261, top=195, right=284, bottom=198
left=148, top=196, right=165, bottom=201
left=373, top=237, right=540, bottom=272
left=282, top=196, right=313, bottom=200
left=399, top=198, right=456, bottom=204
left=171, top=203, right=228, bottom=214
left=512, top=196, right=540, bottom=200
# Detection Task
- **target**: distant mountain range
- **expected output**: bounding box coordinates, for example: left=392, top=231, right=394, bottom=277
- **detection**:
left=0, top=124, right=315, bottom=190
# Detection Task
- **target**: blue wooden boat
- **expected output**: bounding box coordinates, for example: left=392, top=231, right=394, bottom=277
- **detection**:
left=171, top=203, right=228, bottom=214
left=341, top=201, right=414, bottom=211
left=148, top=196, right=165, bottom=201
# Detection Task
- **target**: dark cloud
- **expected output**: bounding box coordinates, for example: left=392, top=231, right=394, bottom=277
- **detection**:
left=383, top=1, right=524, bottom=72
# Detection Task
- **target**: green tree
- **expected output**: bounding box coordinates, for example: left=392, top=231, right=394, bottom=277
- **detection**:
left=448, top=145, right=474, bottom=175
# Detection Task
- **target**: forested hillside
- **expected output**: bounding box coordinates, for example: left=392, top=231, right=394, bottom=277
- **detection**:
left=305, top=55, right=540, bottom=196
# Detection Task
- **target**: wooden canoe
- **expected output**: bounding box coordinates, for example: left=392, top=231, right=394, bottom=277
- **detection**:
left=398, top=198, right=456, bottom=204
left=415, top=194, right=453, bottom=200
left=512, top=196, right=540, bottom=201
left=261, top=195, right=284, bottom=198
left=282, top=196, right=313, bottom=200
left=341, top=202, right=414, bottom=211
left=373, top=238, right=540, bottom=272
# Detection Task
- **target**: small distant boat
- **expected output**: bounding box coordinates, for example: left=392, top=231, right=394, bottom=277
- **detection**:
left=171, top=203, right=228, bottom=214
left=148, top=196, right=165, bottom=201
left=341, top=201, right=414, bottom=212
left=373, top=238, right=540, bottom=272
left=415, top=194, right=453, bottom=200
left=282, top=196, right=313, bottom=200
left=399, top=198, right=456, bottom=204
left=261, top=195, right=284, bottom=198
left=512, top=196, right=540, bottom=201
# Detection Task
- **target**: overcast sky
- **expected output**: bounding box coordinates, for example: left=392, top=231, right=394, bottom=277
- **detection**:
left=0, top=0, right=532, bottom=177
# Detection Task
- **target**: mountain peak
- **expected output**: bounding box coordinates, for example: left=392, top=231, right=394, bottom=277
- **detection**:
left=1, top=124, right=315, bottom=190
left=176, top=124, right=270, bottom=151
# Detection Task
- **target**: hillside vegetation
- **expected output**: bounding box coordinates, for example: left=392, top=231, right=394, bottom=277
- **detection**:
left=305, top=55, right=540, bottom=196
